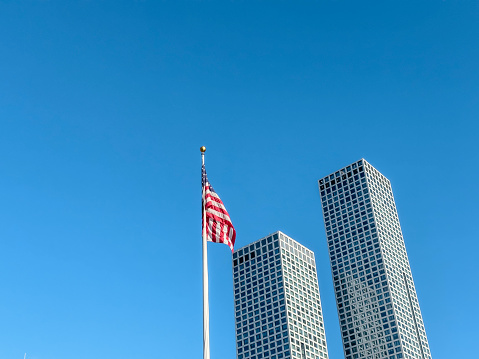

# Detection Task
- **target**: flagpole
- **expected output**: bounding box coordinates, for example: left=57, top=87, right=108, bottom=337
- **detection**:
left=201, top=146, right=210, bottom=359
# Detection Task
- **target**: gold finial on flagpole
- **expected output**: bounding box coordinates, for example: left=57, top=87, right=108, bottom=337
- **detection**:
left=200, top=146, right=206, bottom=153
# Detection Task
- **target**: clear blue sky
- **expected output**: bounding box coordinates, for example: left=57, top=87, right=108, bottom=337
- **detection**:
left=0, top=1, right=478, bottom=359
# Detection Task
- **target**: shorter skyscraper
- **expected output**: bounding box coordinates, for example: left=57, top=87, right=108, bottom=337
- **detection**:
left=232, top=231, right=329, bottom=359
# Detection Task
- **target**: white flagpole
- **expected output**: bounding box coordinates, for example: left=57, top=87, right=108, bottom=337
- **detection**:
left=201, top=146, right=210, bottom=359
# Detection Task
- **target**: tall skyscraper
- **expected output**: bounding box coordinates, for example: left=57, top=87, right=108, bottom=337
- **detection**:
left=318, top=159, right=431, bottom=359
left=232, top=231, right=329, bottom=359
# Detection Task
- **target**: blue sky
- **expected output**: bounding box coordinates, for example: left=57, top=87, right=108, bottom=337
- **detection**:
left=0, top=1, right=478, bottom=358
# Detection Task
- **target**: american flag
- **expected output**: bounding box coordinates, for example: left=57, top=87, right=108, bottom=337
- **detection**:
left=202, top=164, right=236, bottom=252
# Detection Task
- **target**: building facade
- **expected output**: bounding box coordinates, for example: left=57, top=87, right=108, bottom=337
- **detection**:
left=318, top=159, right=431, bottom=359
left=232, top=231, right=329, bottom=359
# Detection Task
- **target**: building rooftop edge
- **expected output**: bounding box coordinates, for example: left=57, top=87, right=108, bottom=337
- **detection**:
left=318, top=158, right=368, bottom=183
left=234, top=230, right=314, bottom=254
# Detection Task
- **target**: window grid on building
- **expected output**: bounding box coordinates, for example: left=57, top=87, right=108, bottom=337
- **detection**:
left=318, top=159, right=431, bottom=359
left=233, top=231, right=329, bottom=359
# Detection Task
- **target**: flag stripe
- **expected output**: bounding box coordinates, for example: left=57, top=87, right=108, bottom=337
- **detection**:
left=202, top=164, right=236, bottom=252
left=205, top=198, right=229, bottom=214
left=206, top=208, right=232, bottom=224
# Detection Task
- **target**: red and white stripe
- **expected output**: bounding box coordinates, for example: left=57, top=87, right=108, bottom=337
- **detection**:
left=203, top=181, right=236, bottom=252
